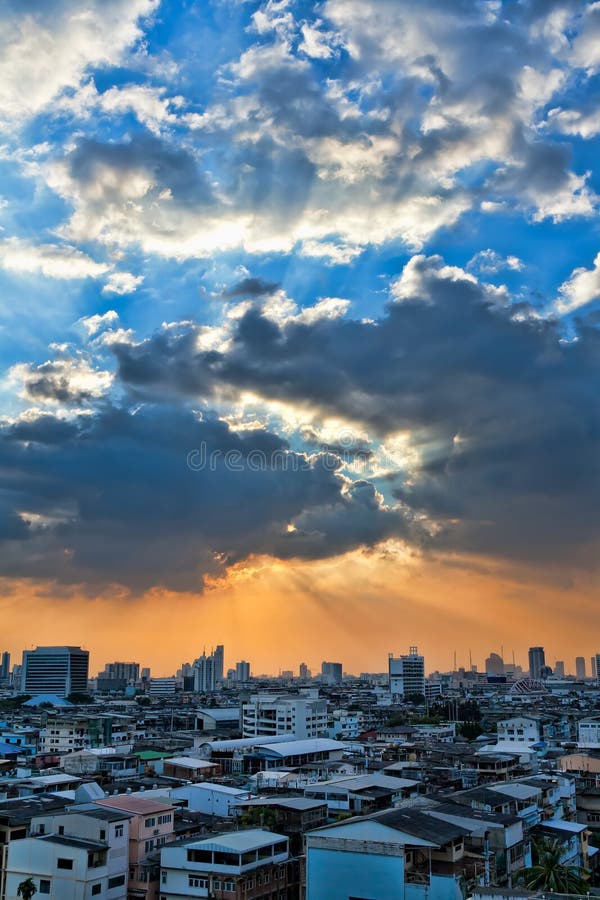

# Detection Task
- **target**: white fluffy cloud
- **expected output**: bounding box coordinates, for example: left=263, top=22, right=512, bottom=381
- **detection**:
left=556, top=252, right=600, bottom=315
left=0, top=0, right=158, bottom=128
left=0, top=238, right=109, bottom=279
left=102, top=272, right=145, bottom=295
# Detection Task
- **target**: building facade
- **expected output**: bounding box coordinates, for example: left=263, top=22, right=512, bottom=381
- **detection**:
left=22, top=647, right=89, bottom=698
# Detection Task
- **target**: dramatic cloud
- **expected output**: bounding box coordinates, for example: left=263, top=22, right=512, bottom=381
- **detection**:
left=111, top=254, right=600, bottom=570
left=0, top=404, right=410, bottom=591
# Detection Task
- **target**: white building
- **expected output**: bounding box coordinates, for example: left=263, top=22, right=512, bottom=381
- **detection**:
left=497, top=716, right=544, bottom=744
left=578, top=718, right=600, bottom=748
left=160, top=829, right=290, bottom=899
left=5, top=834, right=109, bottom=899
left=30, top=807, right=130, bottom=900
left=388, top=647, right=425, bottom=698
left=242, top=694, right=329, bottom=739
left=170, top=783, right=253, bottom=817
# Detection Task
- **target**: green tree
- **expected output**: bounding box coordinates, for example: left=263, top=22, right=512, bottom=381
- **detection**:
left=521, top=838, right=589, bottom=894
left=17, top=878, right=37, bottom=899
left=240, top=806, right=278, bottom=829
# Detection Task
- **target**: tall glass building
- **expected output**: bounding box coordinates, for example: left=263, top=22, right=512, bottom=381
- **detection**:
left=22, top=646, right=89, bottom=697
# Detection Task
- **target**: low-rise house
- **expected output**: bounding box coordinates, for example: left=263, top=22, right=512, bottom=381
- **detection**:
left=159, top=757, right=220, bottom=781
left=304, top=773, right=420, bottom=816
left=235, top=797, right=328, bottom=854
left=160, top=829, right=300, bottom=899
left=306, top=808, right=471, bottom=900
left=29, top=806, right=131, bottom=900
left=170, top=783, right=252, bottom=818
left=4, top=834, right=109, bottom=899
left=95, top=795, right=175, bottom=899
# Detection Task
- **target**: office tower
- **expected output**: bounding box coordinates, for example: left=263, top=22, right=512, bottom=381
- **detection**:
left=0, top=651, right=10, bottom=681
left=576, top=657, right=586, bottom=679
left=214, top=645, right=224, bottom=683
left=235, top=660, right=250, bottom=682
left=321, top=661, right=343, bottom=685
left=528, top=646, right=546, bottom=680
left=592, top=657, right=597, bottom=679
left=97, top=661, right=140, bottom=692
left=22, top=646, right=89, bottom=698
left=554, top=661, right=565, bottom=677
left=595, top=653, right=600, bottom=686
left=485, top=652, right=504, bottom=675
left=388, top=647, right=425, bottom=698
left=299, top=662, right=311, bottom=679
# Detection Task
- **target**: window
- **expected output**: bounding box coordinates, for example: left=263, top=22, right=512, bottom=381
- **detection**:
left=57, top=858, right=73, bottom=870
left=108, top=875, right=126, bottom=888
left=38, top=824, right=45, bottom=835
left=264, top=873, right=270, bottom=884
left=39, top=881, right=51, bottom=895
left=213, top=881, right=222, bottom=891
left=145, top=839, right=154, bottom=852
left=158, top=814, right=172, bottom=824
left=115, top=824, right=124, bottom=838
left=58, top=826, right=65, bottom=836
left=161, top=872, right=167, bottom=884
left=144, top=817, right=156, bottom=827
left=91, top=885, right=102, bottom=896
left=188, top=877, right=209, bottom=888
left=100, top=829, right=106, bottom=840
left=223, top=881, right=235, bottom=892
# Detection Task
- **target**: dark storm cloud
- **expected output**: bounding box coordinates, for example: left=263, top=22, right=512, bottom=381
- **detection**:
left=0, top=403, right=410, bottom=591
left=111, top=256, right=600, bottom=568
left=221, top=277, right=280, bottom=298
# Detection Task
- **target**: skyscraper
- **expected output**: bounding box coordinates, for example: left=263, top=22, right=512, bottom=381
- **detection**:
left=554, top=661, right=565, bottom=677
left=485, top=652, right=504, bottom=675
left=576, top=656, right=586, bottom=679
left=214, top=645, right=224, bottom=683
left=235, top=660, right=250, bottom=682
left=528, top=646, right=546, bottom=680
left=321, top=661, right=343, bottom=685
left=0, top=651, right=10, bottom=682
left=595, top=653, right=600, bottom=687
left=22, top=646, right=89, bottom=698
left=388, top=647, right=425, bottom=698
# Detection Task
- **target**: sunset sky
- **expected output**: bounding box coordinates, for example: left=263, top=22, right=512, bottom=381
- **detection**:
left=2, top=0, right=600, bottom=677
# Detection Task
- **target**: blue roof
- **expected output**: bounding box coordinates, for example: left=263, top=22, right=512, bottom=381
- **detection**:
left=23, top=694, right=73, bottom=707
left=0, top=741, right=21, bottom=755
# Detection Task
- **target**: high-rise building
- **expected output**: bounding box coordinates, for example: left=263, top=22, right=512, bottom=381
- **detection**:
left=576, top=657, right=586, bottom=679
left=235, top=660, right=250, bottom=682
left=595, top=653, right=600, bottom=687
left=321, top=661, right=343, bottom=685
left=388, top=647, right=425, bottom=698
left=22, top=646, right=89, bottom=698
left=485, top=652, right=504, bottom=675
left=528, top=646, right=546, bottom=680
left=299, top=662, right=311, bottom=680
left=592, top=657, right=597, bottom=679
left=214, top=645, right=224, bottom=683
left=0, top=651, right=10, bottom=682
left=554, top=661, right=565, bottom=677
left=97, top=661, right=140, bottom=693
left=192, top=646, right=224, bottom=692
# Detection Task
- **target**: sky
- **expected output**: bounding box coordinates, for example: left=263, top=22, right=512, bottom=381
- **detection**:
left=2, top=0, right=600, bottom=677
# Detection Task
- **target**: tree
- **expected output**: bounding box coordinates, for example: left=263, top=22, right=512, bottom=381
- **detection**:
left=521, top=838, right=589, bottom=894
left=17, top=878, right=37, bottom=899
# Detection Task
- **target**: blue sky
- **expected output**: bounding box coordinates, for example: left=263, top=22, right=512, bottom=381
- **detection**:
left=2, top=0, right=600, bottom=612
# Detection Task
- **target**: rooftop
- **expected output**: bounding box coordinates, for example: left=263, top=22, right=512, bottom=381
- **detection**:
left=96, top=796, right=174, bottom=815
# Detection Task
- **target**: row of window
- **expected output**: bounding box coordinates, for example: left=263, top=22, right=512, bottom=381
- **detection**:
left=144, top=814, right=172, bottom=827
left=145, top=836, right=169, bottom=852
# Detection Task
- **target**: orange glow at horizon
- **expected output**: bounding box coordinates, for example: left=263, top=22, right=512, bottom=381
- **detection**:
left=2, top=547, right=599, bottom=678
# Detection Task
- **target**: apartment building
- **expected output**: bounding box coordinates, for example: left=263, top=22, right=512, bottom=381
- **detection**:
left=242, top=694, right=329, bottom=739
left=4, top=834, right=108, bottom=900
left=96, top=796, right=175, bottom=900
left=159, top=829, right=299, bottom=899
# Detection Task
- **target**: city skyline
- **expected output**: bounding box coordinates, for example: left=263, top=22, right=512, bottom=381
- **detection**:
left=1, top=2, right=600, bottom=662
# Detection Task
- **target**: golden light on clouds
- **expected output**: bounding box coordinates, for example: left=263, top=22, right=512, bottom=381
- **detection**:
left=2, top=547, right=599, bottom=677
